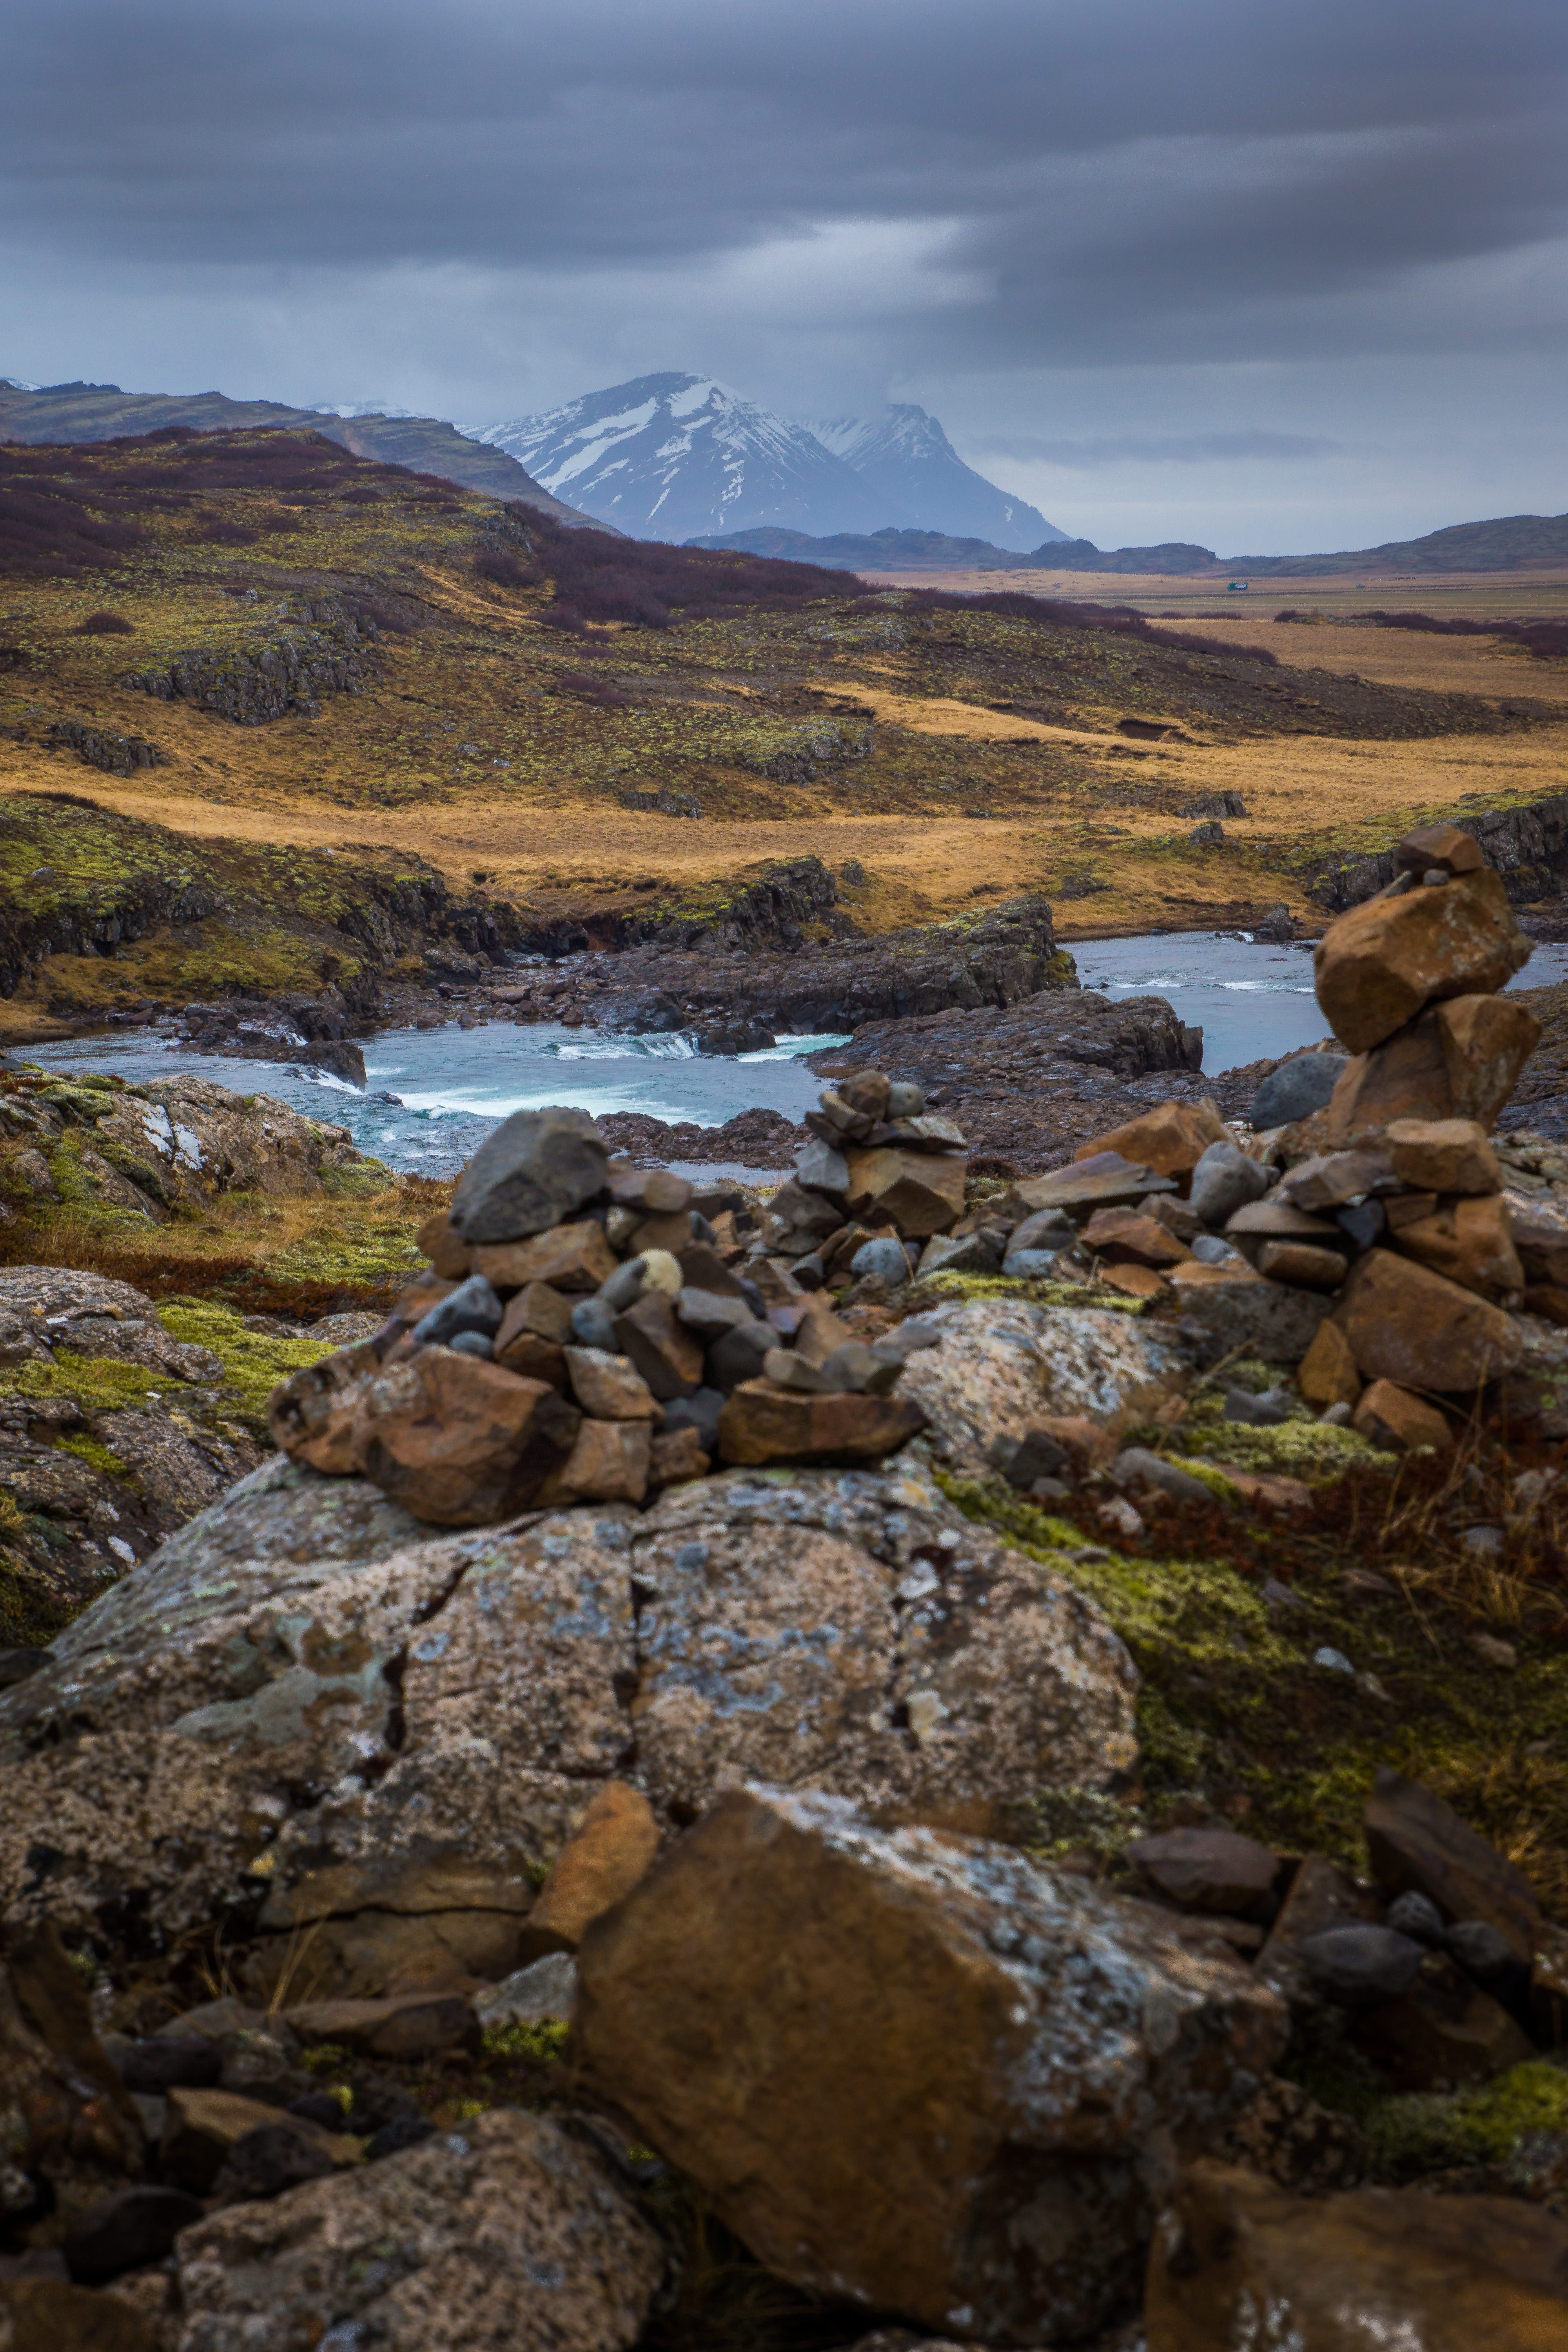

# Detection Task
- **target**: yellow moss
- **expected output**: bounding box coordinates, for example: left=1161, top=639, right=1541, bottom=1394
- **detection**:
left=480, top=2018, right=569, bottom=2065
left=1176, top=1412, right=1383, bottom=1480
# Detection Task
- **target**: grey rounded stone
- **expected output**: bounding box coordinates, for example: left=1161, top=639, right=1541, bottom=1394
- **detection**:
left=1444, top=1918, right=1516, bottom=1981
left=851, top=1237, right=913, bottom=1286
left=1251, top=1052, right=1350, bottom=1131
left=885, top=1082, right=926, bottom=1118
left=1188, top=1141, right=1271, bottom=1229
left=597, top=1256, right=651, bottom=1313
left=412, top=1274, right=503, bottom=1347
left=1299, top=1924, right=1425, bottom=2005
left=1383, top=1891, right=1445, bottom=1945
left=570, top=1298, right=619, bottom=1351
left=447, top=1330, right=494, bottom=1359
left=1002, top=1249, right=1067, bottom=1280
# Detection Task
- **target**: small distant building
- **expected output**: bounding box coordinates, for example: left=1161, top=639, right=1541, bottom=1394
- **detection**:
left=1227, top=578, right=1249, bottom=591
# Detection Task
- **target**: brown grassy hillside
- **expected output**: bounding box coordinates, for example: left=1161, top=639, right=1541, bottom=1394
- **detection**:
left=3, top=425, right=1566, bottom=970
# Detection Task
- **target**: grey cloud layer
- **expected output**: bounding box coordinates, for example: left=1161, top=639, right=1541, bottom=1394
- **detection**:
left=977, top=432, right=1338, bottom=468
left=3, top=0, right=1564, bottom=368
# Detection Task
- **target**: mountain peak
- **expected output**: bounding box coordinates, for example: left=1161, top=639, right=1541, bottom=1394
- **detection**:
left=470, top=376, right=1066, bottom=546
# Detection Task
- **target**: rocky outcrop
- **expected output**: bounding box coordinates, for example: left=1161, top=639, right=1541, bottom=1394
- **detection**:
left=0, top=1267, right=274, bottom=1641
left=121, top=597, right=377, bottom=726
left=0, top=1065, right=384, bottom=1221
left=587, top=893, right=1070, bottom=1035
left=0, top=1453, right=1139, bottom=1963
left=1307, top=791, right=1568, bottom=914
left=44, top=719, right=165, bottom=776
left=802, top=989, right=1205, bottom=1171
left=0, top=792, right=526, bottom=1003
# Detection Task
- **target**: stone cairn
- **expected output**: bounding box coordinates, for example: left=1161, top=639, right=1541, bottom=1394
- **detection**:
left=268, top=1068, right=977, bottom=1518
left=959, top=817, right=1551, bottom=1468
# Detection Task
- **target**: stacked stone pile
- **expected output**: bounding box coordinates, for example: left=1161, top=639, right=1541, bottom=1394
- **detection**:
left=268, top=1089, right=967, bottom=1517
left=898, top=820, right=1554, bottom=1462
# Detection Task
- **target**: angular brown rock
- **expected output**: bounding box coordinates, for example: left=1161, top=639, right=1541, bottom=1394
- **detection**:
left=1297, top=1318, right=1362, bottom=1408
left=279, top=1992, right=475, bottom=2061
left=1126, top=1826, right=1279, bottom=1914
left=1436, top=992, right=1542, bottom=1123
left=647, top=1425, right=710, bottom=1487
left=717, top=1380, right=926, bottom=1465
left=1145, top=2160, right=1568, bottom=2352
left=472, top=1220, right=617, bottom=1294
left=1390, top=1191, right=1523, bottom=1299
left=1352, top=1949, right=1534, bottom=2090
left=494, top=1279, right=574, bottom=1347
left=1314, top=866, right=1531, bottom=1055
left=576, top=1786, right=1286, bottom=2345
left=1353, top=1379, right=1452, bottom=1452
left=161, top=2084, right=355, bottom=2193
left=1364, top=1767, right=1541, bottom=1961
left=1325, top=995, right=1542, bottom=1144
left=519, top=1780, right=662, bottom=1962
left=843, top=1146, right=966, bottom=1237
left=564, top=1347, right=657, bottom=1420
left=0, top=2279, right=159, bottom=2352
left=1393, top=820, right=1487, bottom=878
left=1256, top=1239, right=1346, bottom=1290
left=416, top=1210, right=471, bottom=1280
left=537, top=1416, right=651, bottom=1505
left=613, top=1289, right=704, bottom=1400
left=1073, top=1098, right=1228, bottom=1179
left=267, top=1339, right=387, bottom=1474
left=1080, top=1207, right=1190, bottom=1267
left=1384, top=1116, right=1502, bottom=1194
left=1334, top=1248, right=1522, bottom=1392
left=350, top=1350, right=580, bottom=1524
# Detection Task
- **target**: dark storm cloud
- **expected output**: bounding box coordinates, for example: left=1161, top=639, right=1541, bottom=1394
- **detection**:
left=2, top=0, right=1564, bottom=367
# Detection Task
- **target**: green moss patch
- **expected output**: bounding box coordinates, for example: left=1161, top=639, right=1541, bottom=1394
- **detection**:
left=1366, top=2060, right=1568, bottom=2179
left=155, top=1297, right=336, bottom=1432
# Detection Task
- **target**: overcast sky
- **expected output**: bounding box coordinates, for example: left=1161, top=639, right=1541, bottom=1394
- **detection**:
left=3, top=0, right=1565, bottom=551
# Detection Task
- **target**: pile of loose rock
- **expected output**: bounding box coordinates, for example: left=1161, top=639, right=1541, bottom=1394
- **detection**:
left=267, top=1073, right=984, bottom=1515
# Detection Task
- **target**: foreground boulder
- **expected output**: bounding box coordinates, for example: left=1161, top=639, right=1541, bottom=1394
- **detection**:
left=0, top=1457, right=1139, bottom=1971
left=1145, top=2160, right=1568, bottom=2350
left=174, top=2109, right=664, bottom=2352
left=575, top=1785, right=1287, bottom=2346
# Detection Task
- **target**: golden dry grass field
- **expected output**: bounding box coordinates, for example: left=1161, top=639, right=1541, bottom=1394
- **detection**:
left=4, top=430, right=1567, bottom=982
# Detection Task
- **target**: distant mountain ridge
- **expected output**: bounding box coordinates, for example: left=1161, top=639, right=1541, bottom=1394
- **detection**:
left=700, top=514, right=1568, bottom=579
left=469, top=373, right=1064, bottom=545
left=0, top=379, right=601, bottom=526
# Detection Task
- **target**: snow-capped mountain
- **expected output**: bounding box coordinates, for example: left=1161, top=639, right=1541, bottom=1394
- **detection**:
left=814, top=405, right=1065, bottom=550
left=469, top=374, right=1067, bottom=546
left=468, top=374, right=885, bottom=541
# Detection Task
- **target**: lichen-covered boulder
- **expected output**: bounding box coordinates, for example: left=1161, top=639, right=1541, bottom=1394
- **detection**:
left=174, top=2109, right=664, bottom=2352
left=0, top=1457, right=1139, bottom=1982
left=896, top=1298, right=1193, bottom=1474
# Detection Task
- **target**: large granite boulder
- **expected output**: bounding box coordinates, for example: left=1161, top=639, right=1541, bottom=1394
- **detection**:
left=0, top=1456, right=1139, bottom=1982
